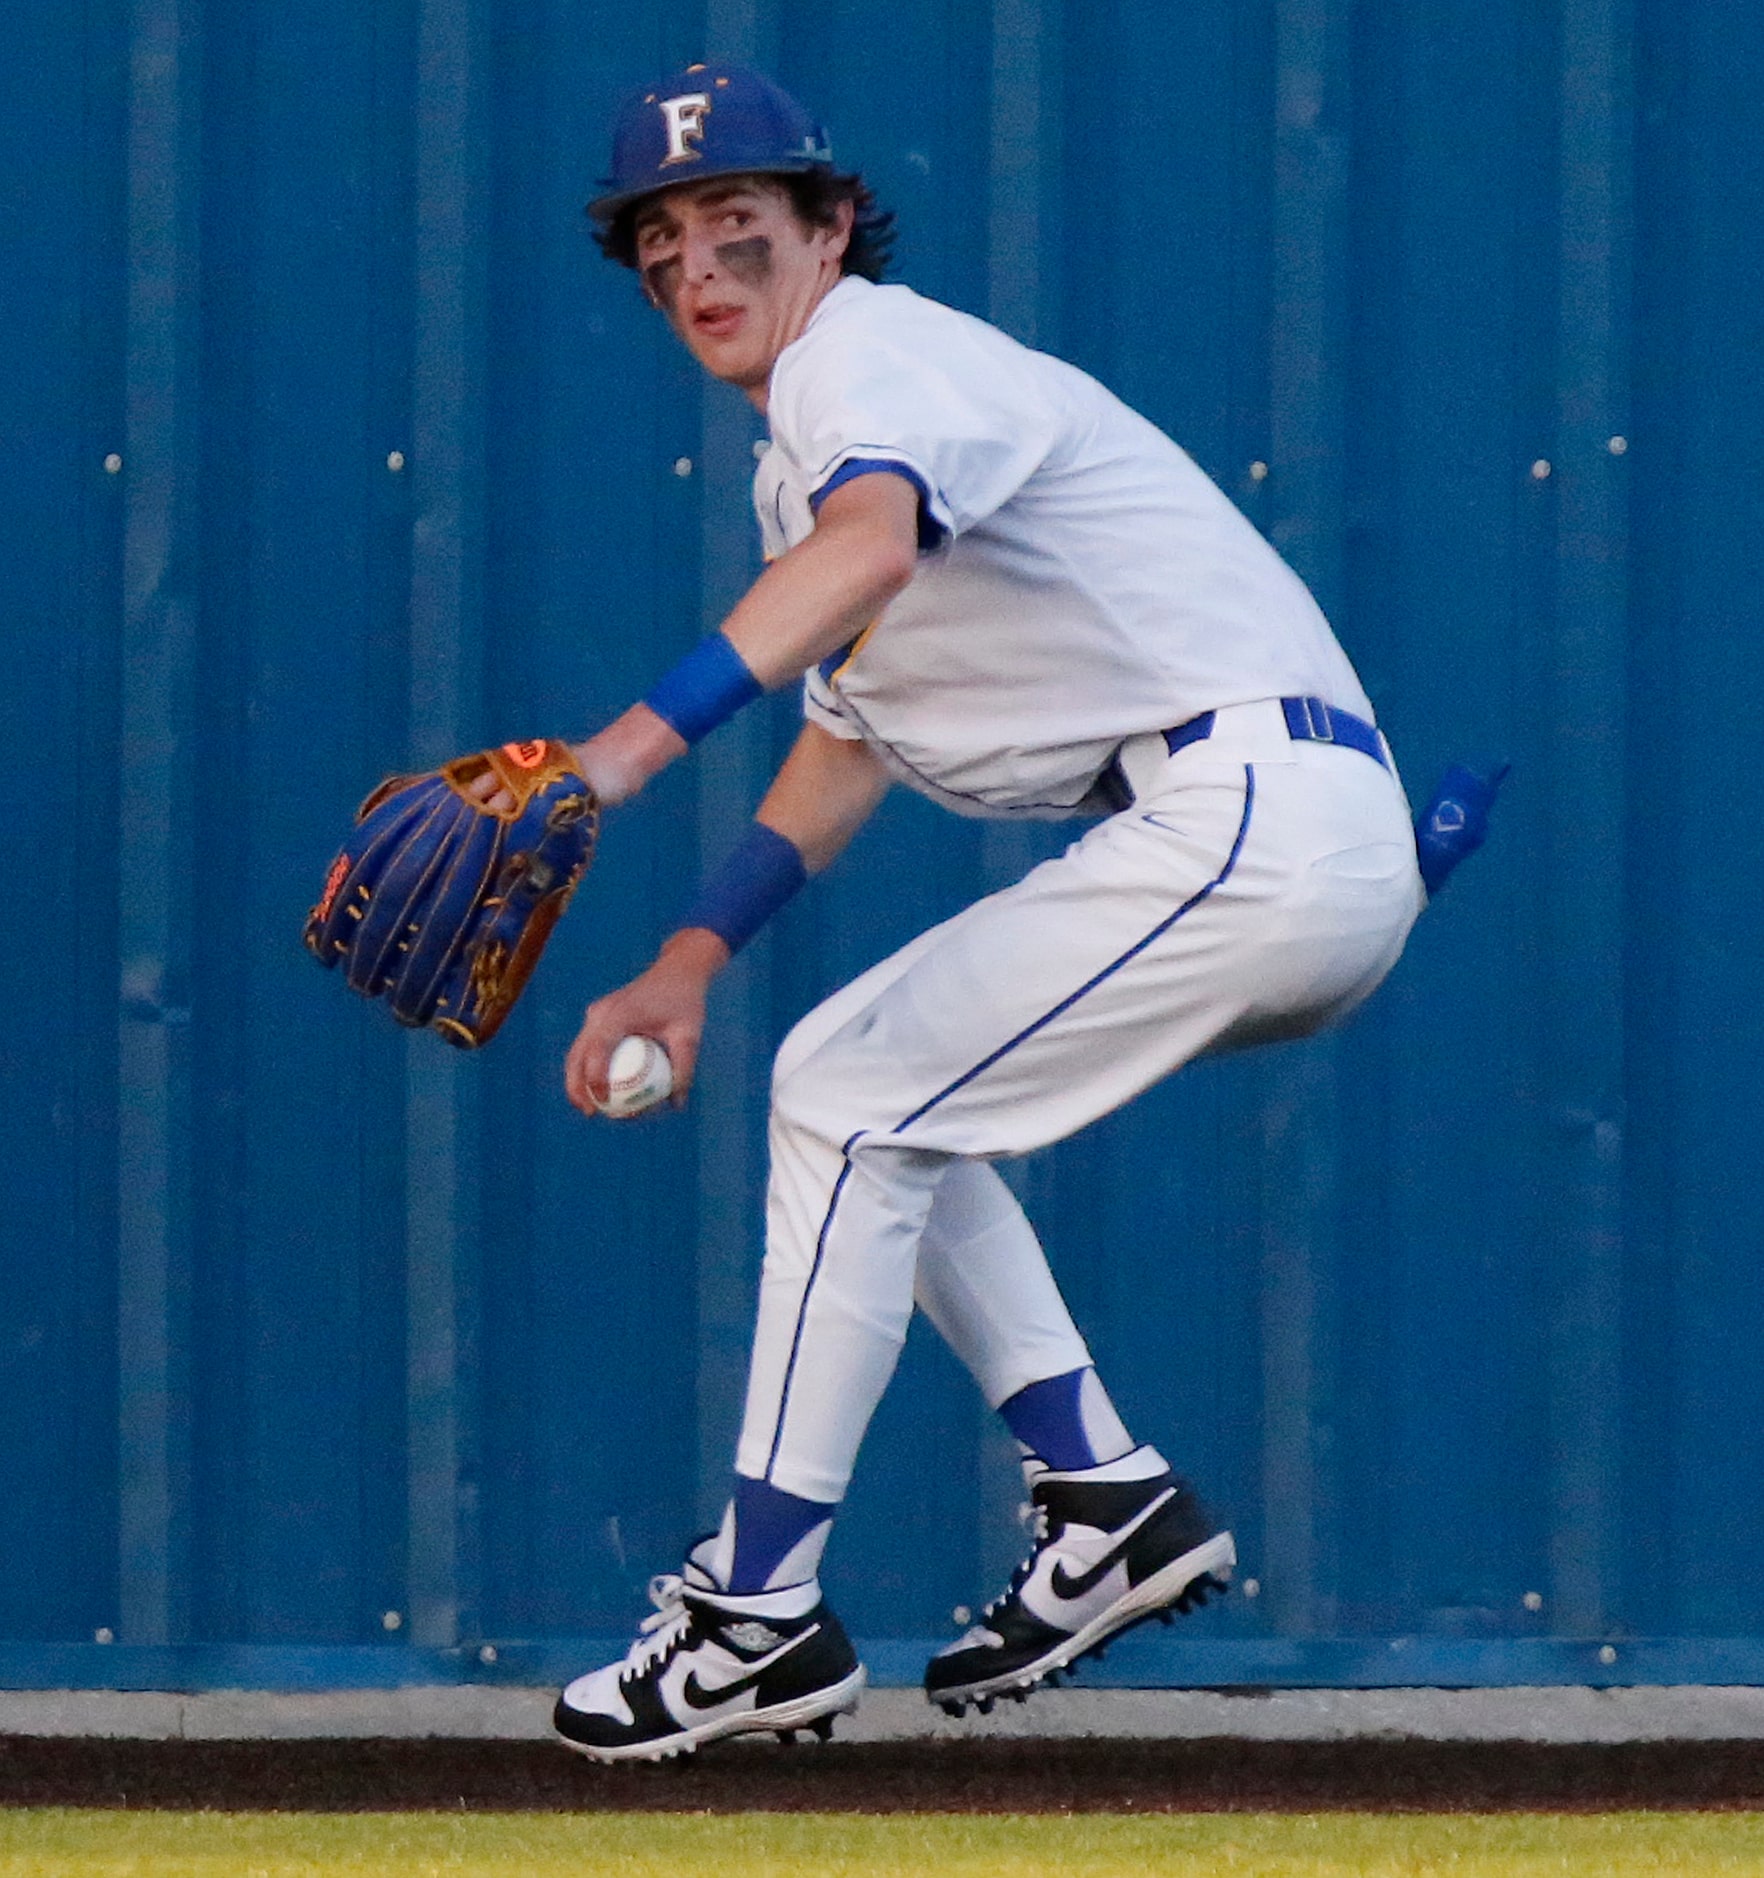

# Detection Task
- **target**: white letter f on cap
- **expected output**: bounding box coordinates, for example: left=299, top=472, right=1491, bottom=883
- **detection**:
left=659, top=92, right=711, bottom=165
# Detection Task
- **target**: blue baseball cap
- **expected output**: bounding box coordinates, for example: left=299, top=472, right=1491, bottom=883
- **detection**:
left=588, top=62, right=833, bottom=224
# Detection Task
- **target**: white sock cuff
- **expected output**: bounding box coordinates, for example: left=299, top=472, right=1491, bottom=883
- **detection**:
left=700, top=1504, right=737, bottom=1589
left=1042, top=1443, right=1169, bottom=1486
left=700, top=1576, right=822, bottom=1622
left=766, top=1517, right=834, bottom=1591
left=1077, top=1367, right=1136, bottom=1464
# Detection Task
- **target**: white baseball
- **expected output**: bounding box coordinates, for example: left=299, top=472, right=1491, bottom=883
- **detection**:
left=601, top=1035, right=674, bottom=1118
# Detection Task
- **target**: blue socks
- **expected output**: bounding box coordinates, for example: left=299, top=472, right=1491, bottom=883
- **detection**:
left=998, top=1366, right=1135, bottom=1472
left=717, top=1368, right=1132, bottom=1591
left=725, top=1475, right=838, bottom=1593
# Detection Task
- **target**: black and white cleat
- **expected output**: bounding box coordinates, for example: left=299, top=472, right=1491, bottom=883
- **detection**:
left=554, top=1542, right=866, bottom=1765
left=925, top=1450, right=1233, bottom=1716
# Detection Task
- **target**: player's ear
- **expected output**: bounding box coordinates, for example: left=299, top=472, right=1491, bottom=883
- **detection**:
left=823, top=196, right=854, bottom=266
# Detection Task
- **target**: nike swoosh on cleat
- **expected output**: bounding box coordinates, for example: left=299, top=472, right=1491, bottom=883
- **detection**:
left=1045, top=1491, right=1178, bottom=1601
left=679, top=1626, right=819, bottom=1711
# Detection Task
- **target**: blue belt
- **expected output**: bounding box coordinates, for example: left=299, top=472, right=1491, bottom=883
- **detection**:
left=1163, top=696, right=1389, bottom=770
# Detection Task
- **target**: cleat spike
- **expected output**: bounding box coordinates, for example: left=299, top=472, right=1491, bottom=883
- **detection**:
left=1158, top=1609, right=1175, bottom=1626
left=809, top=1714, right=836, bottom=1742
left=776, top=1729, right=798, bottom=1746
left=976, top=1696, right=994, bottom=1715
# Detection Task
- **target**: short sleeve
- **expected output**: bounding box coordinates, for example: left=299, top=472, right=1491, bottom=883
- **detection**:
left=809, top=459, right=948, bottom=551
left=770, top=297, right=1061, bottom=545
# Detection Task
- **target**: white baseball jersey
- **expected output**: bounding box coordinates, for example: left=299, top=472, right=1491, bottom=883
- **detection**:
left=754, top=275, right=1373, bottom=818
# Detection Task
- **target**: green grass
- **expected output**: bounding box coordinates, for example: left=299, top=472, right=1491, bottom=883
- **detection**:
left=3, top=1811, right=1764, bottom=1877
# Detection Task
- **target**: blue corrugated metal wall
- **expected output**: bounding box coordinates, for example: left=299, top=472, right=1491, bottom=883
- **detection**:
left=6, top=0, right=1763, bottom=1690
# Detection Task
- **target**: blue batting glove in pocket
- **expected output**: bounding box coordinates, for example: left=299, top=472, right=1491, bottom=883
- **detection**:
left=1414, top=761, right=1509, bottom=898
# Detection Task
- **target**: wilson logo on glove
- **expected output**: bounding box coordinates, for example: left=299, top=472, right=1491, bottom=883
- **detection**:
left=303, top=739, right=599, bottom=1048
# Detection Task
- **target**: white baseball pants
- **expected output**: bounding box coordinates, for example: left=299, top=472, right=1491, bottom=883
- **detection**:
left=734, top=700, right=1426, bottom=1503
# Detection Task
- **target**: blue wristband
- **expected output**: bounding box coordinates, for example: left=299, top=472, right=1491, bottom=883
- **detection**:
left=683, top=822, right=808, bottom=955
left=644, top=632, right=763, bottom=744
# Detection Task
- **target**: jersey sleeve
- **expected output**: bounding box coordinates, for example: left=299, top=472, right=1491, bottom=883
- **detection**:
left=770, top=309, right=1061, bottom=547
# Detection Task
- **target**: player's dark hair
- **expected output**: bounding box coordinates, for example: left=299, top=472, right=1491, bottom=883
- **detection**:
left=781, top=171, right=895, bottom=282
left=594, top=170, right=896, bottom=282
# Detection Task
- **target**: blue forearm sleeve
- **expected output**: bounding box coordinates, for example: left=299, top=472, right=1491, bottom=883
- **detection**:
left=643, top=632, right=764, bottom=744
left=682, top=822, right=809, bottom=955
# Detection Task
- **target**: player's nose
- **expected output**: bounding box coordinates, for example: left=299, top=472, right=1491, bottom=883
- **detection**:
left=679, top=224, right=727, bottom=282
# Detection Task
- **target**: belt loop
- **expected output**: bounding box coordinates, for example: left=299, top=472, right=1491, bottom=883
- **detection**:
left=1161, top=710, right=1217, bottom=758
left=1278, top=695, right=1390, bottom=771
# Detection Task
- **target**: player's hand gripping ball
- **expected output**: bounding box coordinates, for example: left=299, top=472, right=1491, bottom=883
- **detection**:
left=304, top=739, right=599, bottom=1048
left=599, top=1036, right=675, bottom=1118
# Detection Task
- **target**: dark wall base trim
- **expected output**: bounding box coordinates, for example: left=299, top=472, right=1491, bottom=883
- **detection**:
left=2, top=1635, right=1763, bottom=1694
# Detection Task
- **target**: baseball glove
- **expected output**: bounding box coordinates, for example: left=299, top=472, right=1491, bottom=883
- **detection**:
left=304, top=739, right=599, bottom=1048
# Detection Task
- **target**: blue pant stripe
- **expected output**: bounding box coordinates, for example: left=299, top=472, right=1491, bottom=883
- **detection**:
left=762, top=766, right=1255, bottom=1487
left=893, top=765, right=1257, bottom=1134
left=765, top=1129, right=865, bottom=1482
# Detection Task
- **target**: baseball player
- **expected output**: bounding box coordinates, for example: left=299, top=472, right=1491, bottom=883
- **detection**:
left=548, top=62, right=1425, bottom=1762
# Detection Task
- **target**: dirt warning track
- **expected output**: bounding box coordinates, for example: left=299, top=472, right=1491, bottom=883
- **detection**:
left=5, top=1735, right=1764, bottom=1813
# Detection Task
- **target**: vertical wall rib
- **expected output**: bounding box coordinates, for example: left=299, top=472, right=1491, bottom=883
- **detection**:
left=1544, top=0, right=1634, bottom=1638
left=1256, top=0, right=1354, bottom=1640
left=692, top=0, right=781, bottom=1527
left=115, top=0, right=201, bottom=1649
left=403, top=0, right=490, bottom=1651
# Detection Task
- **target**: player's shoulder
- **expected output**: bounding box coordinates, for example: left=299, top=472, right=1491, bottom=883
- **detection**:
left=779, top=277, right=1025, bottom=379
left=780, top=277, right=939, bottom=368
left=771, top=279, right=1070, bottom=452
